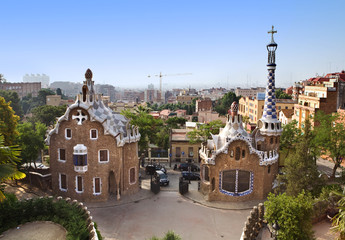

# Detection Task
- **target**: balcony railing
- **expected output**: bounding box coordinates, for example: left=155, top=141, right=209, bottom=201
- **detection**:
left=74, top=165, right=88, bottom=173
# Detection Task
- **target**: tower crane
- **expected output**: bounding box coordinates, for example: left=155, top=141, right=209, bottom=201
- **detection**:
left=147, top=72, right=192, bottom=95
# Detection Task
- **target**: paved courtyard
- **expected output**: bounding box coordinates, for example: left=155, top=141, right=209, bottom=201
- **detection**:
left=88, top=191, right=250, bottom=240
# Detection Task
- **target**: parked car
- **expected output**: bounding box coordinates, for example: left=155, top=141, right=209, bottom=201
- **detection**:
left=181, top=171, right=200, bottom=180
left=146, top=164, right=167, bottom=175
left=155, top=170, right=169, bottom=186
left=178, top=163, right=200, bottom=172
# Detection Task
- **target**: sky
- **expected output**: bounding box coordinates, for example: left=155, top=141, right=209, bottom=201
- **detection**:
left=1, top=0, right=345, bottom=90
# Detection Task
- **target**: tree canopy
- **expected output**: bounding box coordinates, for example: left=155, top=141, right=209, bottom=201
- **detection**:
left=16, top=122, right=47, bottom=167
left=0, top=135, right=25, bottom=201
left=264, top=191, right=314, bottom=240
left=276, top=120, right=322, bottom=196
left=314, top=111, right=345, bottom=178
left=214, top=92, right=240, bottom=116
left=0, top=97, right=20, bottom=145
left=122, top=107, right=164, bottom=152
left=30, top=105, right=67, bottom=126
left=276, top=89, right=292, bottom=99
left=0, top=90, right=23, bottom=118
left=187, top=120, right=225, bottom=144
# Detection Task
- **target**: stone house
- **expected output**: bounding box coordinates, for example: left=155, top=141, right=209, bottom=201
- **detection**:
left=46, top=69, right=140, bottom=202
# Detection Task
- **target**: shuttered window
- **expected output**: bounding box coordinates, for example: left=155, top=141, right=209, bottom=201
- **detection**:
left=76, top=176, right=83, bottom=193
left=60, top=174, right=67, bottom=191
left=99, top=150, right=109, bottom=162
left=59, top=149, right=66, bottom=161
left=130, top=168, right=135, bottom=184
left=94, top=177, right=101, bottom=195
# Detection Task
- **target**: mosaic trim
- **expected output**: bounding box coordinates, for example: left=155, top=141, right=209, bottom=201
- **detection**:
left=219, top=170, right=254, bottom=197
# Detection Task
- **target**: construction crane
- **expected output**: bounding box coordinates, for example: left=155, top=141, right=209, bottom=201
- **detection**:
left=147, top=72, right=192, bottom=94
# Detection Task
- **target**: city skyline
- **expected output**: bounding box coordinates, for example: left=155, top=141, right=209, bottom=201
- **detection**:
left=1, top=0, right=345, bottom=89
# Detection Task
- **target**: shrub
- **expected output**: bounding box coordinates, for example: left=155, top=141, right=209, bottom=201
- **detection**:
left=0, top=197, right=90, bottom=240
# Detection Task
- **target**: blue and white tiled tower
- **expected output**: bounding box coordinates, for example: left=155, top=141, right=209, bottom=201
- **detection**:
left=257, top=26, right=282, bottom=136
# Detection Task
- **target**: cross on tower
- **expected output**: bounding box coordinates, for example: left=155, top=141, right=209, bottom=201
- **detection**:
left=268, top=25, right=277, bottom=43
left=72, top=110, right=88, bottom=125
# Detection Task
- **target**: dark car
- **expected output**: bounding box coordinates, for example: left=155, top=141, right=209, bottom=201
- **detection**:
left=146, top=164, right=167, bottom=175
left=155, top=170, right=169, bottom=186
left=178, top=163, right=200, bottom=172
left=182, top=171, right=200, bottom=180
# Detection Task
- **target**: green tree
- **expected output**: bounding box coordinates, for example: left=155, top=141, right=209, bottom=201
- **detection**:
left=187, top=120, right=225, bottom=144
left=279, top=120, right=302, bottom=160
left=0, top=97, right=20, bottom=145
left=276, top=89, right=292, bottom=99
left=276, top=120, right=321, bottom=196
left=314, top=111, right=345, bottom=179
left=214, top=92, right=240, bottom=116
left=122, top=107, right=163, bottom=152
left=30, top=105, right=67, bottom=126
left=264, top=191, right=314, bottom=240
left=56, top=88, right=62, bottom=96
left=0, top=90, right=23, bottom=118
left=17, top=122, right=47, bottom=168
left=331, top=190, right=345, bottom=238
left=0, top=135, right=25, bottom=201
left=0, top=74, right=7, bottom=83
left=36, top=88, right=56, bottom=106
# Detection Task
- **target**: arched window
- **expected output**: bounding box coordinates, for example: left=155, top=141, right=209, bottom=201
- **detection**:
left=242, top=150, right=245, bottom=158
left=204, top=165, right=209, bottom=182
left=235, top=147, right=241, bottom=160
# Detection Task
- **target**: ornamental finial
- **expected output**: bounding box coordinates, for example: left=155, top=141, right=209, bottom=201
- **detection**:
left=85, top=69, right=93, bottom=79
left=268, top=25, right=277, bottom=43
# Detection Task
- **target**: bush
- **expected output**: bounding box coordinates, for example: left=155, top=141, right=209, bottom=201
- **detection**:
left=264, top=191, right=314, bottom=240
left=149, top=231, right=181, bottom=240
left=0, top=197, right=90, bottom=240
left=318, top=184, right=343, bottom=201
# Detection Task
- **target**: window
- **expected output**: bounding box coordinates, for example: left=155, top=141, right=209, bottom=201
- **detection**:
left=176, top=147, right=181, bottom=157
left=129, top=168, right=136, bottom=184
left=221, top=170, right=252, bottom=196
left=59, top=173, right=67, bottom=191
left=211, top=178, right=215, bottom=191
left=270, top=138, right=273, bottom=144
left=204, top=165, right=209, bottom=182
left=188, top=147, right=194, bottom=157
left=75, top=176, right=83, bottom=193
left=242, top=150, right=245, bottom=158
left=268, top=166, right=271, bottom=174
left=235, top=147, right=241, bottom=160
left=285, top=106, right=288, bottom=109
left=93, top=177, right=101, bottom=195
left=65, top=128, right=72, bottom=139
left=99, top=150, right=109, bottom=162
left=74, top=155, right=87, bottom=166
left=90, top=129, right=98, bottom=139
left=58, top=149, right=66, bottom=162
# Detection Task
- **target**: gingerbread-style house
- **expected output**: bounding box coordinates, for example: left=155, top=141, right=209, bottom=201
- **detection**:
left=199, top=27, right=282, bottom=201
left=46, top=69, right=140, bottom=202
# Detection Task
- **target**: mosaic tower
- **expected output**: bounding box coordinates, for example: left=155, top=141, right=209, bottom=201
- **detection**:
left=258, top=26, right=282, bottom=136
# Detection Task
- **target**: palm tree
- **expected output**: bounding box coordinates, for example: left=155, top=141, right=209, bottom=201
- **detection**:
left=0, top=135, right=25, bottom=201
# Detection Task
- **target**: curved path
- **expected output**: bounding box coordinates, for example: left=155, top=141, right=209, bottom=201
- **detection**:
left=1, top=221, right=66, bottom=240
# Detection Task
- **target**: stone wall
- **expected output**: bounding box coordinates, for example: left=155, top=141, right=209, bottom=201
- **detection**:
left=240, top=203, right=265, bottom=240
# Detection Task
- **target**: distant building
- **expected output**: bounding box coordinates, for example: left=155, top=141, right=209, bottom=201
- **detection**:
left=170, top=128, right=201, bottom=163
left=46, top=69, right=140, bottom=202
left=278, top=109, right=294, bottom=125
left=292, top=78, right=345, bottom=128
left=50, top=82, right=83, bottom=97
left=46, top=95, right=62, bottom=106
left=196, top=98, right=212, bottom=112
left=23, top=74, right=50, bottom=88
left=235, top=87, right=266, bottom=98
left=197, top=110, right=227, bottom=124
left=144, top=84, right=162, bottom=103
left=176, top=95, right=199, bottom=105
left=0, top=82, right=41, bottom=98
left=238, top=94, right=295, bottom=124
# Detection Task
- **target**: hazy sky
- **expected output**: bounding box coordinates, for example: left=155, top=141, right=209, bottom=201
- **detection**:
left=1, top=0, right=345, bottom=90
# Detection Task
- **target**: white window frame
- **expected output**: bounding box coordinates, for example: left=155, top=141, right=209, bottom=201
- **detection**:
left=129, top=167, right=136, bottom=185
left=98, top=149, right=109, bottom=163
left=65, top=128, right=72, bottom=140
left=93, top=177, right=102, bottom=195
left=90, top=129, right=98, bottom=140
left=59, top=173, right=67, bottom=192
left=58, top=148, right=66, bottom=162
left=75, top=176, right=84, bottom=193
